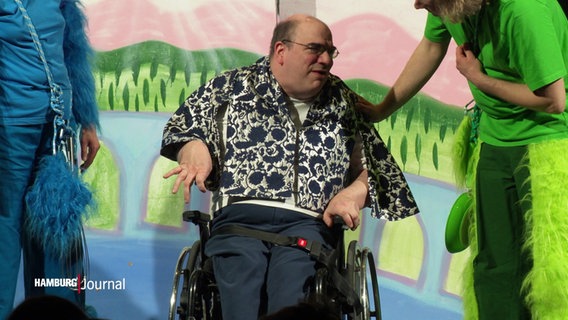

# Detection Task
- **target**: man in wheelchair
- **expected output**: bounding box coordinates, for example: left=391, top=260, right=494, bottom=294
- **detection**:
left=161, top=14, right=418, bottom=320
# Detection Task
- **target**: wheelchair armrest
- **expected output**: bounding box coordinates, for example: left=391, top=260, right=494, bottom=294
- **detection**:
left=182, top=210, right=211, bottom=225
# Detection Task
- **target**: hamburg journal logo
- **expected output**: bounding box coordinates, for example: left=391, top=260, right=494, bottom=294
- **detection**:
left=34, top=275, right=126, bottom=293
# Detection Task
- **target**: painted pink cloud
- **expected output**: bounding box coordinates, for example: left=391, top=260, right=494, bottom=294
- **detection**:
left=85, top=0, right=273, bottom=55
left=331, top=13, right=471, bottom=107
left=85, top=0, right=470, bottom=106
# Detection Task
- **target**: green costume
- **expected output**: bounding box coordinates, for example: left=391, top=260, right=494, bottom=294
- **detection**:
left=425, top=0, right=568, bottom=319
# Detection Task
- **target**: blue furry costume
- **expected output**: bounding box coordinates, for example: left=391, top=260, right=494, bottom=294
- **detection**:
left=0, top=0, right=99, bottom=318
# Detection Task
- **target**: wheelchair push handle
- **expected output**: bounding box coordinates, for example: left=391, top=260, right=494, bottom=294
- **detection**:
left=332, top=215, right=349, bottom=230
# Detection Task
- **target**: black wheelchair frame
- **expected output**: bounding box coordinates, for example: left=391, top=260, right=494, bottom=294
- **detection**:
left=168, top=210, right=382, bottom=320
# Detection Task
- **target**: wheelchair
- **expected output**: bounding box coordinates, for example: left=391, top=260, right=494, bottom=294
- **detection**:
left=168, top=210, right=382, bottom=320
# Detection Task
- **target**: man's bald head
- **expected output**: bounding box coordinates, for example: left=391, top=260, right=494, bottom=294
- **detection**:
left=269, top=14, right=330, bottom=57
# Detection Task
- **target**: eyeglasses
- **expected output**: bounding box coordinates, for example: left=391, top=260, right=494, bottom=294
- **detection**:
left=281, top=39, right=339, bottom=59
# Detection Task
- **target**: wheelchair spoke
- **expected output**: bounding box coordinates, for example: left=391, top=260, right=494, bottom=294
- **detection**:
left=169, top=246, right=194, bottom=320
left=360, top=249, right=370, bottom=320
left=366, top=251, right=382, bottom=320
left=169, top=241, right=203, bottom=320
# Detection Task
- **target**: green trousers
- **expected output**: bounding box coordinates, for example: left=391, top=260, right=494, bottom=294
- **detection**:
left=474, top=143, right=532, bottom=320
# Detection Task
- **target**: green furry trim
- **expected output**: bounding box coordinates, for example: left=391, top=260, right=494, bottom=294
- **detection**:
left=461, top=139, right=568, bottom=320
left=451, top=116, right=473, bottom=189
left=450, top=115, right=481, bottom=319
left=460, top=142, right=480, bottom=320
left=522, top=139, right=568, bottom=319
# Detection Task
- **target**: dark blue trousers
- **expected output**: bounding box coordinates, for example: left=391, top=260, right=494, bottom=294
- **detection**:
left=205, top=204, right=336, bottom=320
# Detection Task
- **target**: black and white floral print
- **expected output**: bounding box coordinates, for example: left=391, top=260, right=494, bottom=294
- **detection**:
left=161, top=57, right=418, bottom=220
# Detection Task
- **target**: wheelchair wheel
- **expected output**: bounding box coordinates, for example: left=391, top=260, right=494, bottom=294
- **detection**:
left=186, top=247, right=221, bottom=320
left=365, top=250, right=382, bottom=320
left=346, top=241, right=382, bottom=320
left=313, top=267, right=329, bottom=301
left=169, top=241, right=201, bottom=320
left=312, top=266, right=344, bottom=317
left=346, top=241, right=365, bottom=320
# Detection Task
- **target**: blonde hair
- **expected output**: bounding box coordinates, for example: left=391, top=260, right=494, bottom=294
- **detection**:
left=438, top=0, right=486, bottom=23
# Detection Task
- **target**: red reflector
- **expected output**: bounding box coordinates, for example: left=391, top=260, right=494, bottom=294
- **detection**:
left=297, top=238, right=307, bottom=247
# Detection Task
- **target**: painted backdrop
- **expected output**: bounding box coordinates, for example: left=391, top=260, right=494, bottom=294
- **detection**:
left=17, top=1, right=475, bottom=319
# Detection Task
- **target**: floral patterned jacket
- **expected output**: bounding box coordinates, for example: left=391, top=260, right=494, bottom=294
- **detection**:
left=161, top=57, right=418, bottom=220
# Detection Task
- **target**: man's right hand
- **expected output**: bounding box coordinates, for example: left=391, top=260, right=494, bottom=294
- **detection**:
left=163, top=140, right=212, bottom=203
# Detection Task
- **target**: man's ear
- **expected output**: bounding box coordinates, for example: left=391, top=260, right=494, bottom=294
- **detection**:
left=274, top=42, right=286, bottom=65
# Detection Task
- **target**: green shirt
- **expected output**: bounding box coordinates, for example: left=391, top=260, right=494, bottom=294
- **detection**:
left=424, top=0, right=568, bottom=146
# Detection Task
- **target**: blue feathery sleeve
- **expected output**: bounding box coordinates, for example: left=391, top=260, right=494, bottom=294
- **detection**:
left=61, top=0, right=100, bottom=129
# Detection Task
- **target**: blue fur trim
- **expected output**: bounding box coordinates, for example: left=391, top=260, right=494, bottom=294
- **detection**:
left=62, top=0, right=100, bottom=130
left=25, top=153, right=94, bottom=260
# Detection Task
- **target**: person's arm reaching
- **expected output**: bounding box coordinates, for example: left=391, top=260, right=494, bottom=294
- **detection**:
left=358, top=37, right=450, bottom=122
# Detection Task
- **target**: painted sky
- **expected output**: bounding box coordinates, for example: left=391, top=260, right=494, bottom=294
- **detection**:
left=82, top=0, right=470, bottom=106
